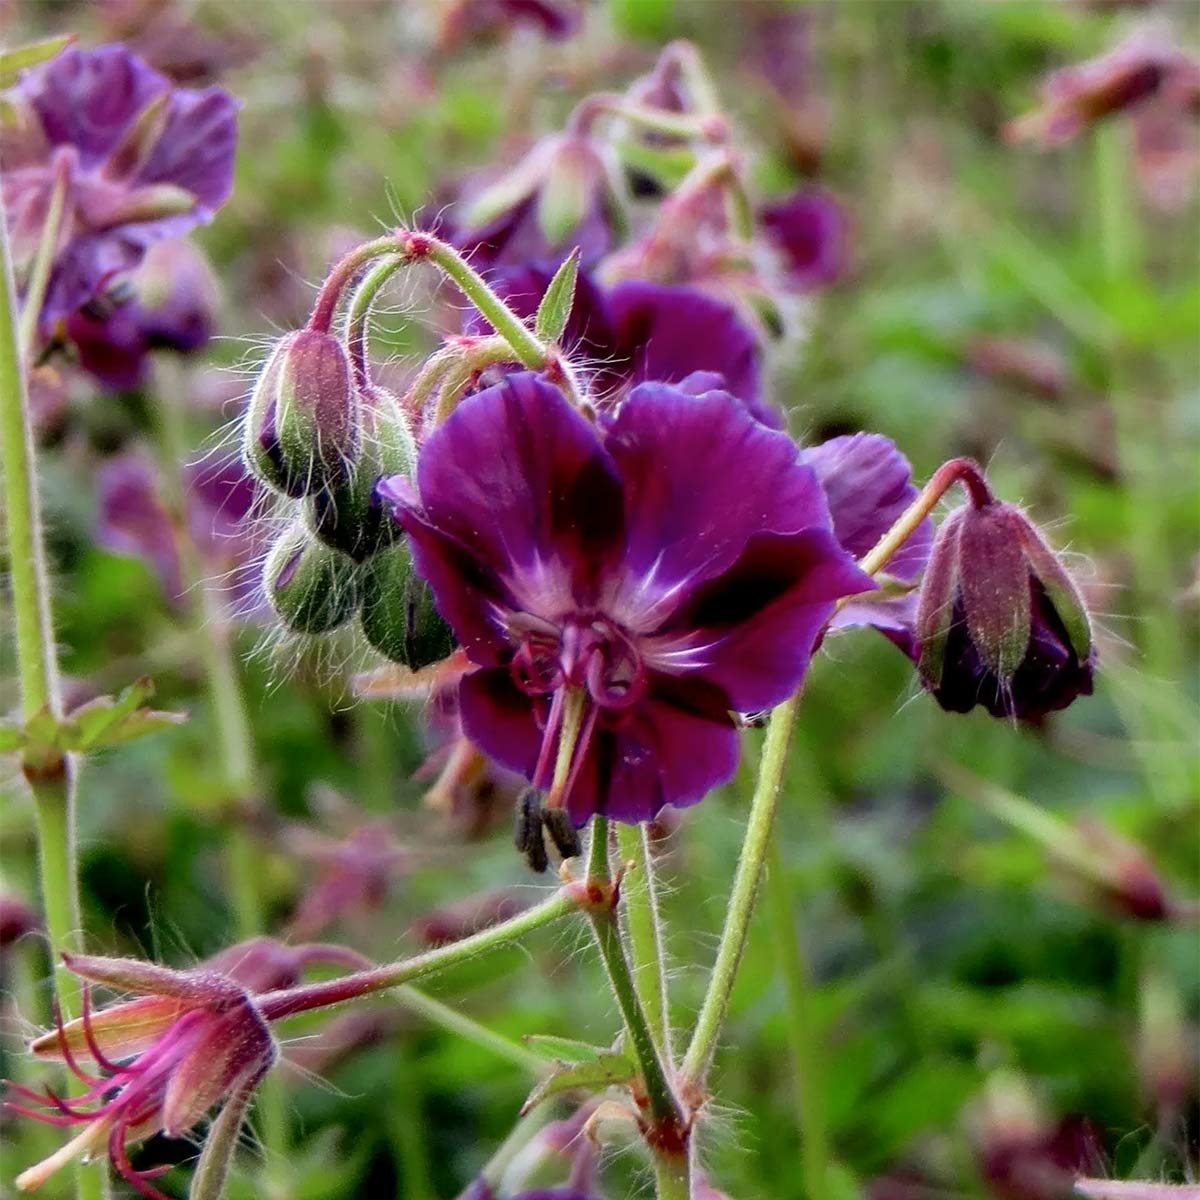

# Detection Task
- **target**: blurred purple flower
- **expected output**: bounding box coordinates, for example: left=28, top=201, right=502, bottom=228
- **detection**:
left=467, top=265, right=775, bottom=425
left=1, top=44, right=237, bottom=337
left=202, top=937, right=371, bottom=994
left=64, top=238, right=218, bottom=390
left=452, top=132, right=625, bottom=271
left=95, top=449, right=265, bottom=613
left=1006, top=30, right=1200, bottom=147
left=381, top=372, right=872, bottom=826
left=800, top=433, right=932, bottom=654
left=760, top=188, right=849, bottom=290
left=436, top=0, right=582, bottom=52
left=283, top=822, right=409, bottom=940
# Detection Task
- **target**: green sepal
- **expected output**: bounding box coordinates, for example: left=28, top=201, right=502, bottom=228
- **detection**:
left=265, top=523, right=362, bottom=636
left=519, top=1049, right=637, bottom=1115
left=534, top=249, right=581, bottom=344
left=0, top=35, right=75, bottom=88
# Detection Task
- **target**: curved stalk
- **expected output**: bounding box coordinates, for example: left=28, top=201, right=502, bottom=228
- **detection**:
left=615, top=821, right=671, bottom=1055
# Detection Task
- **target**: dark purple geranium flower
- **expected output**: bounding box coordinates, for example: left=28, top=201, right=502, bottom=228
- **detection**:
left=64, top=238, right=218, bottom=390
left=96, top=449, right=265, bottom=614
left=799, top=433, right=932, bottom=653
left=467, top=265, right=777, bottom=425
left=760, top=187, right=849, bottom=290
left=1, top=44, right=236, bottom=336
left=381, top=373, right=872, bottom=826
left=436, top=0, right=582, bottom=51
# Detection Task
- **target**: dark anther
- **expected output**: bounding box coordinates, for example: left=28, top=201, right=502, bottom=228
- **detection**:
left=513, top=788, right=542, bottom=855
left=542, top=807, right=581, bottom=859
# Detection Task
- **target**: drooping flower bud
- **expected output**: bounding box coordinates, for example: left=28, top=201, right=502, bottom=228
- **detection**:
left=358, top=542, right=456, bottom=668
left=915, top=486, right=1095, bottom=720
left=9, top=952, right=275, bottom=1198
left=307, top=386, right=417, bottom=561
left=243, top=328, right=358, bottom=497
left=264, top=521, right=362, bottom=635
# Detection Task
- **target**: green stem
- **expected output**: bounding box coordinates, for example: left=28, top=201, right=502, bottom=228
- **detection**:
left=680, top=692, right=799, bottom=1087
left=150, top=360, right=286, bottom=1189
left=1, top=187, right=103, bottom=1200
left=388, top=1040, right=434, bottom=1200
left=393, top=986, right=546, bottom=1075
left=583, top=818, right=689, bottom=1193
left=615, top=822, right=671, bottom=1055
left=766, top=842, right=831, bottom=1200
left=258, top=889, right=580, bottom=1020
left=344, top=254, right=407, bottom=389
left=414, top=234, right=545, bottom=368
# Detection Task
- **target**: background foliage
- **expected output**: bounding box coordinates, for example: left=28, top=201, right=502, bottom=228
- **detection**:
left=2, top=2, right=1197, bottom=1198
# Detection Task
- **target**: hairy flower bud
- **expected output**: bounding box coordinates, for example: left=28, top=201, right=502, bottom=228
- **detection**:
left=916, top=496, right=1095, bottom=720
left=264, top=521, right=362, bottom=635
left=244, top=329, right=358, bottom=497
left=358, top=543, right=456, bottom=668
left=307, top=386, right=417, bottom=561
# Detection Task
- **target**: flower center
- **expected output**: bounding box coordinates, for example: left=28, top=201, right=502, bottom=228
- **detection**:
left=509, top=615, right=647, bottom=821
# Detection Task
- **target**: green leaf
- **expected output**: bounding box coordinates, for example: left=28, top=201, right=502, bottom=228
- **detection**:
left=65, top=678, right=156, bottom=749
left=0, top=722, right=22, bottom=752
left=519, top=1051, right=636, bottom=1115
left=534, top=248, right=581, bottom=343
left=523, top=1033, right=608, bottom=1063
left=0, top=35, right=75, bottom=88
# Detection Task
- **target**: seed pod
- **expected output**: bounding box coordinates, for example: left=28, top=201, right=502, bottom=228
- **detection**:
left=244, top=329, right=358, bottom=497
left=358, top=543, right=455, bottom=667
left=264, top=522, right=361, bottom=635
left=307, top=386, right=417, bottom=561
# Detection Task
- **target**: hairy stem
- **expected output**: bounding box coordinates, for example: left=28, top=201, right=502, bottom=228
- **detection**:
left=258, top=889, right=580, bottom=1020
left=680, top=691, right=799, bottom=1087
left=584, top=818, right=689, bottom=1194
left=1, top=193, right=102, bottom=1200
left=16, top=154, right=69, bottom=364
left=344, top=254, right=407, bottom=390
left=615, top=821, right=671, bottom=1055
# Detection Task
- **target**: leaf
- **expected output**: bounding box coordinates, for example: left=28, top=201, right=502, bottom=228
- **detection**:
left=0, top=35, right=76, bottom=88
left=523, top=1034, right=608, bottom=1063
left=0, top=722, right=22, bottom=752
left=534, top=248, right=581, bottom=343
left=519, top=1051, right=636, bottom=1115
left=59, top=678, right=187, bottom=752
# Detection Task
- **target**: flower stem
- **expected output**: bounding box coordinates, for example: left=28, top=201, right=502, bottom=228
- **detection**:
left=1, top=190, right=103, bottom=1200
left=344, top=254, right=407, bottom=390
left=765, top=841, right=831, bottom=1200
left=257, top=889, right=580, bottom=1020
left=615, top=822, right=671, bottom=1055
left=307, top=234, right=407, bottom=333
left=680, top=691, right=799, bottom=1089
left=404, top=231, right=545, bottom=368
left=583, top=818, right=690, bottom=1194
left=393, top=985, right=546, bottom=1076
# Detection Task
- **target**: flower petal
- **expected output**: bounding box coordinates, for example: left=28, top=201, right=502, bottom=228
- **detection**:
left=602, top=383, right=831, bottom=630
left=644, top=528, right=875, bottom=711
left=397, top=372, right=625, bottom=629
left=458, top=667, right=545, bottom=779
left=564, top=676, right=740, bottom=825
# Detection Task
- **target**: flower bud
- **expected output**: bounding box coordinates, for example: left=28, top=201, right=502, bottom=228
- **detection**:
left=244, top=329, right=358, bottom=497
left=358, top=543, right=456, bottom=667
left=264, top=521, right=362, bottom=635
left=307, top=386, right=417, bottom=561
left=916, top=496, right=1095, bottom=720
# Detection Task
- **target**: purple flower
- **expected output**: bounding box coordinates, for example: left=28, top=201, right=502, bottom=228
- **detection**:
left=915, top=496, right=1095, bottom=720
left=381, top=373, right=872, bottom=826
left=799, top=433, right=932, bottom=654
left=436, top=0, right=583, bottom=51
left=96, top=450, right=265, bottom=614
left=468, top=265, right=777, bottom=425
left=8, top=952, right=275, bottom=1198
left=63, top=238, right=218, bottom=390
left=760, top=188, right=849, bottom=290
left=2, top=44, right=237, bottom=336
left=453, top=133, right=625, bottom=271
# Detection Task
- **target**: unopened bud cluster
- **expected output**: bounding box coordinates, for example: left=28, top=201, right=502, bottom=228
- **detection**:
left=243, top=322, right=451, bottom=666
